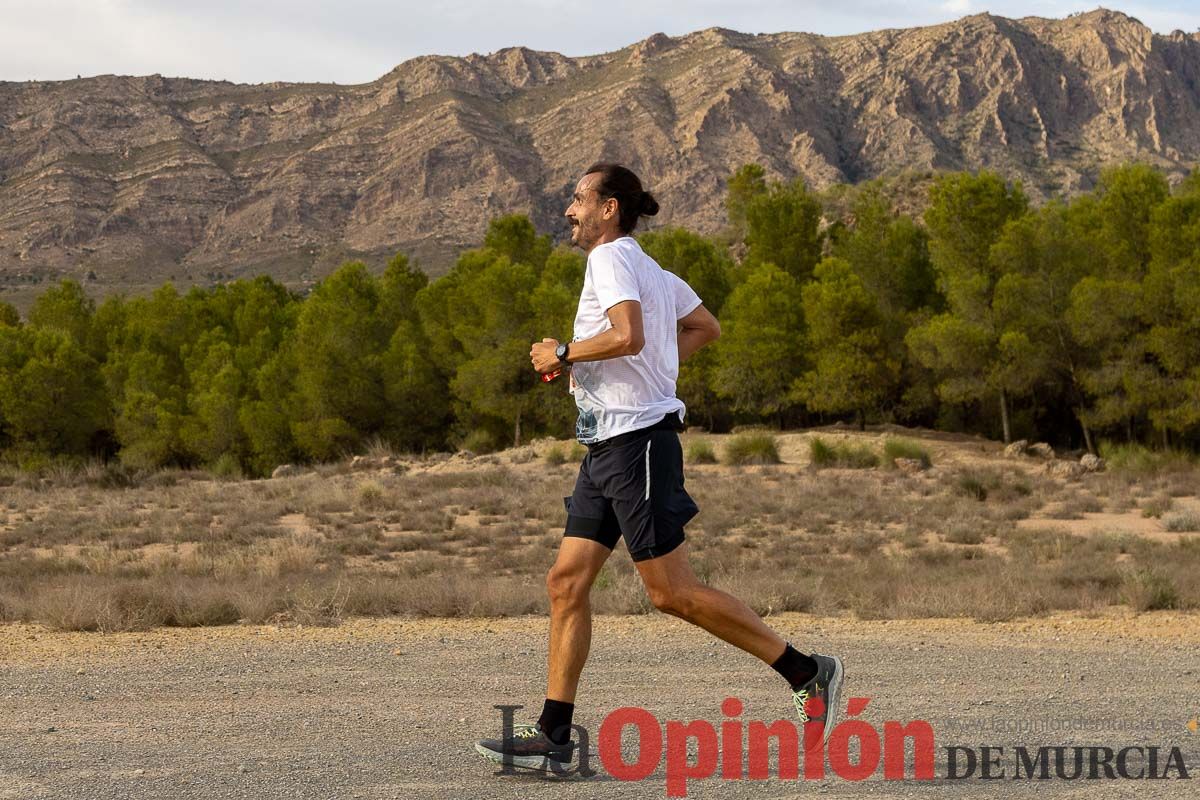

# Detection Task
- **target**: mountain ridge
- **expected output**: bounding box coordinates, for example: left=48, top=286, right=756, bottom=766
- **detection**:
left=2, top=8, right=1199, bottom=308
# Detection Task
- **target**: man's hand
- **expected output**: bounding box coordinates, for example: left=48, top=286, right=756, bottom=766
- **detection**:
left=530, top=338, right=562, bottom=374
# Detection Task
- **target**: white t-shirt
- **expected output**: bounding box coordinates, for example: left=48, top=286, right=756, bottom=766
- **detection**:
left=568, top=236, right=703, bottom=444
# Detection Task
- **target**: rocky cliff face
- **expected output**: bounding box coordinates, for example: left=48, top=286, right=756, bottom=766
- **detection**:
left=1, top=9, right=1198, bottom=302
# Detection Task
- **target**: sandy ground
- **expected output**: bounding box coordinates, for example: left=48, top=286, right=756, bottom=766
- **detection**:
left=2, top=608, right=1199, bottom=799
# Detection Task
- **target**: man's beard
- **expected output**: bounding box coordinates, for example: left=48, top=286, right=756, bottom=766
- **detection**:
left=570, top=221, right=590, bottom=249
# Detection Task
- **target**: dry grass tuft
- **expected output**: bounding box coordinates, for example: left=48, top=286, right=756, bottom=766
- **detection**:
left=685, top=440, right=718, bottom=464
left=809, top=437, right=878, bottom=469
left=725, top=433, right=781, bottom=465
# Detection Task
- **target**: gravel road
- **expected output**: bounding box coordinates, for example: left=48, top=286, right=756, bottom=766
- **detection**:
left=1, top=609, right=1197, bottom=799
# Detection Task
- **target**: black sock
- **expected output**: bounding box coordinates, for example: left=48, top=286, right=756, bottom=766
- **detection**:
left=537, top=699, right=574, bottom=745
left=771, top=643, right=818, bottom=690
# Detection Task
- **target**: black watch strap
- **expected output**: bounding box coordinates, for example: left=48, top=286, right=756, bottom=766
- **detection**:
left=556, top=342, right=571, bottom=364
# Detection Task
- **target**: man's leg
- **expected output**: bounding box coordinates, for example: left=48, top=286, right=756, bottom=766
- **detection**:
left=474, top=520, right=613, bottom=769
left=634, top=541, right=845, bottom=744
left=633, top=541, right=786, bottom=663
left=545, top=536, right=612, bottom=703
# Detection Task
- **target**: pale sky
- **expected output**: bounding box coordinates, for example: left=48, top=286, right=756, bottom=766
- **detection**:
left=2, top=1, right=1199, bottom=85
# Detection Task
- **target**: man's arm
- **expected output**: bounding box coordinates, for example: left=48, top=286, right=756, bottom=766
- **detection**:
left=562, top=300, right=645, bottom=362
left=678, top=303, right=720, bottom=362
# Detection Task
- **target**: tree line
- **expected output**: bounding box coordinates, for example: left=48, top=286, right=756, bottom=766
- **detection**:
left=1, top=163, right=1197, bottom=475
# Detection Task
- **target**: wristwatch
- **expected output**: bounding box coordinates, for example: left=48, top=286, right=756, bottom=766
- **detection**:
left=555, top=342, right=571, bottom=365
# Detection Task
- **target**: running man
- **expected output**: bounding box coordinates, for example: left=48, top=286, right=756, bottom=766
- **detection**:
left=475, top=163, right=844, bottom=771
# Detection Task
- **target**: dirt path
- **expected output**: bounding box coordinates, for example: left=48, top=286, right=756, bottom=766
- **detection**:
left=2, top=609, right=1198, bottom=799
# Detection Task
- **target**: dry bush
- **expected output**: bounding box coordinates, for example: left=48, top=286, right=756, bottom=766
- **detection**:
left=362, top=434, right=403, bottom=461
left=1163, top=511, right=1200, bottom=533
left=1046, top=494, right=1103, bottom=520
left=355, top=479, right=387, bottom=511
left=1140, top=494, right=1174, bottom=519
left=1120, top=568, right=1179, bottom=611
left=342, top=574, right=546, bottom=618
left=953, top=472, right=990, bottom=502
left=897, top=528, right=926, bottom=549
left=714, top=572, right=818, bottom=616
left=252, top=535, right=327, bottom=578
left=304, top=481, right=353, bottom=513
left=943, top=519, right=989, bottom=545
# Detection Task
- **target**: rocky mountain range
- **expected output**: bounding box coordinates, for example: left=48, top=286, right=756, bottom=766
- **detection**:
left=2, top=8, right=1199, bottom=309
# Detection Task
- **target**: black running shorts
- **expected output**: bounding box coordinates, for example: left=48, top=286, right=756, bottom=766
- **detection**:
left=562, top=413, right=700, bottom=562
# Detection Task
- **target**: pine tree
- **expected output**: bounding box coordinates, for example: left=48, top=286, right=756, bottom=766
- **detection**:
left=794, top=257, right=898, bottom=427
left=989, top=199, right=1099, bottom=451
left=711, top=262, right=806, bottom=419
left=102, top=284, right=197, bottom=468
left=908, top=171, right=1029, bottom=442
left=725, top=163, right=768, bottom=243
left=0, top=327, right=107, bottom=462
left=289, top=262, right=390, bottom=460
left=639, top=227, right=737, bottom=430
left=417, top=217, right=572, bottom=447
left=744, top=177, right=824, bottom=283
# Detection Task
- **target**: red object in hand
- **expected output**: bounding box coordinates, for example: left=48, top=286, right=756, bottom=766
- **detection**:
left=541, top=368, right=562, bottom=382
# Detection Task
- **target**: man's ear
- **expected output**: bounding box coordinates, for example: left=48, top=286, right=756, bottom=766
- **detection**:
left=603, top=198, right=617, bottom=220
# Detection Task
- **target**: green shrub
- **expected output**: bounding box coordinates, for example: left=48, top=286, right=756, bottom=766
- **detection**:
left=356, top=479, right=386, bottom=510
left=840, top=444, right=880, bottom=469
left=544, top=442, right=586, bottom=465
left=883, top=437, right=932, bottom=469
left=808, top=436, right=878, bottom=469
left=14, top=450, right=53, bottom=473
left=725, top=433, right=781, bottom=465
left=208, top=452, right=244, bottom=481
left=685, top=440, right=718, bottom=464
left=809, top=436, right=836, bottom=467
left=1100, top=441, right=1196, bottom=474
left=460, top=429, right=498, bottom=455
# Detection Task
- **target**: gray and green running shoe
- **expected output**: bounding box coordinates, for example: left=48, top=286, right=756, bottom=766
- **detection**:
left=475, top=722, right=576, bottom=772
left=791, top=653, right=845, bottom=748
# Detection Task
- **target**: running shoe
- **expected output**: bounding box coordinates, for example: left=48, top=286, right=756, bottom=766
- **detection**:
left=475, top=722, right=576, bottom=772
left=791, top=653, right=845, bottom=747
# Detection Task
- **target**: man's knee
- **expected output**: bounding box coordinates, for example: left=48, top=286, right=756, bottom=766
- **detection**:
left=546, top=564, right=591, bottom=608
left=648, top=584, right=697, bottom=619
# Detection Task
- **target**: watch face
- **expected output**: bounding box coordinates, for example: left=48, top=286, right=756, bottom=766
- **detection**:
left=556, top=344, right=568, bottom=360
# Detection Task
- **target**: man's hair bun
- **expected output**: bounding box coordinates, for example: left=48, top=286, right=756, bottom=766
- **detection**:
left=584, top=162, right=661, bottom=233
left=640, top=192, right=660, bottom=217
